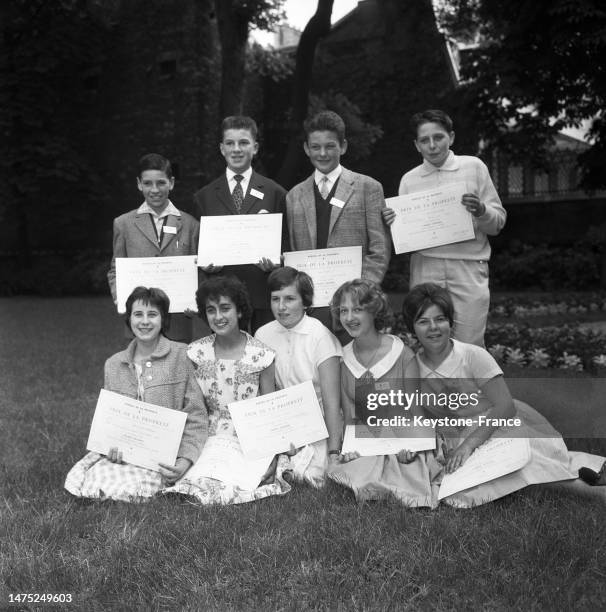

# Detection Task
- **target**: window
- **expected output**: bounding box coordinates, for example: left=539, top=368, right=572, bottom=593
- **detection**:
left=158, top=52, right=177, bottom=79
left=507, top=165, right=524, bottom=196
left=533, top=172, right=549, bottom=194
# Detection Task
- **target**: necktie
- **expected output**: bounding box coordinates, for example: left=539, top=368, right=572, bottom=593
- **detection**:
left=232, top=174, right=244, bottom=213
left=149, top=214, right=165, bottom=245
left=319, top=175, right=329, bottom=199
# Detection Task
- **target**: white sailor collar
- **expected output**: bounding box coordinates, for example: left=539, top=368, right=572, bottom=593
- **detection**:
left=342, top=335, right=404, bottom=379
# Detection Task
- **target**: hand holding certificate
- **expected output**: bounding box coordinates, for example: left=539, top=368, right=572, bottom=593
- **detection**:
left=341, top=424, right=436, bottom=456
left=283, top=246, right=362, bottom=307
left=86, top=389, right=187, bottom=472
left=228, top=380, right=328, bottom=459
left=115, top=256, right=198, bottom=314
left=386, top=182, right=474, bottom=254
left=197, top=214, right=282, bottom=266
left=438, top=437, right=531, bottom=500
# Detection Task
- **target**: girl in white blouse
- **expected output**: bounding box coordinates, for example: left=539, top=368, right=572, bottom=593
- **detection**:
left=256, top=267, right=343, bottom=487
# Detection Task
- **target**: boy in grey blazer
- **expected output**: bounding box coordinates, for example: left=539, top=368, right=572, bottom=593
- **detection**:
left=108, top=154, right=199, bottom=342
left=286, top=111, right=390, bottom=331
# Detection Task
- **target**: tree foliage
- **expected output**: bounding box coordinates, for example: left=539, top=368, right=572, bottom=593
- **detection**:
left=214, top=0, right=285, bottom=116
left=308, top=93, right=383, bottom=165
left=436, top=0, right=606, bottom=187
left=246, top=41, right=294, bottom=81
left=276, top=0, right=335, bottom=187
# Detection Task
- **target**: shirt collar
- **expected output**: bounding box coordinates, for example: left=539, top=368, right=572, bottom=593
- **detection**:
left=314, top=165, right=342, bottom=185
left=226, top=167, right=253, bottom=182
left=137, top=200, right=181, bottom=218
left=416, top=338, right=462, bottom=378
left=275, top=313, right=313, bottom=335
left=121, top=334, right=171, bottom=364
left=419, top=151, right=459, bottom=176
left=342, top=335, right=403, bottom=379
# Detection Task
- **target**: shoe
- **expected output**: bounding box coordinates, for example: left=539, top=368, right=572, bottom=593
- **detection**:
left=282, top=469, right=294, bottom=485
left=579, top=461, right=606, bottom=486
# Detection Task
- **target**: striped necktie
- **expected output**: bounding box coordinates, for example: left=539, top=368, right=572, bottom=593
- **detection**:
left=232, top=174, right=244, bottom=213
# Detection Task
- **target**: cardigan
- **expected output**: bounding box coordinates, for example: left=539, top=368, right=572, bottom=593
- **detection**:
left=103, top=335, right=208, bottom=463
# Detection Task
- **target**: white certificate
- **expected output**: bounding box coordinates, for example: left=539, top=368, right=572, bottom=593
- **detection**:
left=438, top=437, right=531, bottom=500
left=228, top=380, right=328, bottom=459
left=183, top=435, right=273, bottom=491
left=115, top=255, right=198, bottom=314
left=86, top=389, right=187, bottom=472
left=387, top=182, right=474, bottom=254
left=341, top=424, right=436, bottom=456
left=283, top=246, right=362, bottom=307
left=197, top=214, right=282, bottom=266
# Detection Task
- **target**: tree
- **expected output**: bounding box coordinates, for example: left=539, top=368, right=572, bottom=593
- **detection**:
left=435, top=0, right=606, bottom=188
left=276, top=0, right=334, bottom=188
left=214, top=0, right=285, bottom=117
left=1, top=0, right=111, bottom=264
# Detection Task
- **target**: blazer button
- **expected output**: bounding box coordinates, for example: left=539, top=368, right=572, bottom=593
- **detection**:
left=147, top=375, right=153, bottom=381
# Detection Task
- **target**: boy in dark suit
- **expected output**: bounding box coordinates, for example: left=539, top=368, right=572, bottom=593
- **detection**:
left=193, top=116, right=287, bottom=333
left=108, top=153, right=199, bottom=342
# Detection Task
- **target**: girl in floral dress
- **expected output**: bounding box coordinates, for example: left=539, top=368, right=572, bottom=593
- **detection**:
left=65, top=287, right=207, bottom=502
left=165, top=276, right=291, bottom=504
left=403, top=282, right=606, bottom=507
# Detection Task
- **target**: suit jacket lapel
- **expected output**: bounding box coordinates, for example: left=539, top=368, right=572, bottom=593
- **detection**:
left=329, top=169, right=354, bottom=236
left=240, top=171, right=261, bottom=215
left=216, top=177, right=238, bottom=214
left=301, top=175, right=317, bottom=249
left=160, top=215, right=182, bottom=251
left=134, top=213, right=160, bottom=249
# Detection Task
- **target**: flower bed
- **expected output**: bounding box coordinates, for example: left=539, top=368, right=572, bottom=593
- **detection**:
left=391, top=315, right=606, bottom=374
left=489, top=293, right=606, bottom=319
left=485, top=322, right=606, bottom=373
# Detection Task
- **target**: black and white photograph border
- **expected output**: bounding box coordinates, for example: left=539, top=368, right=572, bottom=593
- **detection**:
left=2, top=0, right=606, bottom=609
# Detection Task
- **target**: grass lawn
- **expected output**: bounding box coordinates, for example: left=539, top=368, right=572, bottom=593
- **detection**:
left=2, top=297, right=606, bottom=611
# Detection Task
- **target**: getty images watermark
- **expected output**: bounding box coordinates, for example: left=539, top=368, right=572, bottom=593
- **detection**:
left=364, top=387, right=520, bottom=430
left=355, top=378, right=606, bottom=438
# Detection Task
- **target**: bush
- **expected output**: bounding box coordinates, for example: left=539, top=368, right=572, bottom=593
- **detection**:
left=491, top=242, right=601, bottom=290
left=0, top=250, right=109, bottom=296
left=490, top=292, right=606, bottom=318
left=382, top=253, right=410, bottom=292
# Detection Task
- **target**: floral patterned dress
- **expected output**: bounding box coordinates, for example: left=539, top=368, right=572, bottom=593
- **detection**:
left=164, top=333, right=291, bottom=504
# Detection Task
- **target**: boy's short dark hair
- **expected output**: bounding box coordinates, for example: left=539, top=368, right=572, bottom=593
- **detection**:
left=401, top=282, right=455, bottom=333
left=125, top=286, right=171, bottom=334
left=221, top=116, right=258, bottom=141
left=410, top=110, right=454, bottom=137
left=303, top=111, right=346, bottom=144
left=267, top=266, right=314, bottom=309
left=138, top=153, right=173, bottom=178
left=195, top=275, right=252, bottom=330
